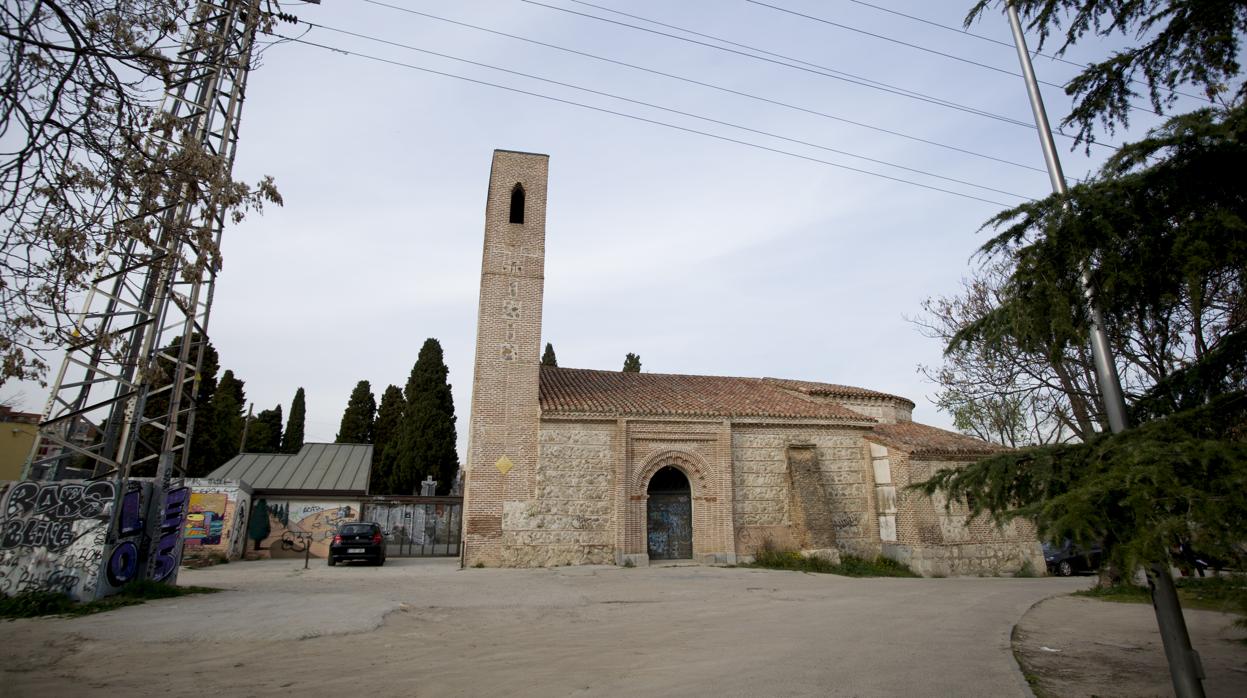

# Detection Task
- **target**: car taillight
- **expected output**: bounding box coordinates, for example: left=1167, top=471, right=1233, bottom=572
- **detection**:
left=372, top=533, right=383, bottom=544
left=333, top=535, right=342, bottom=544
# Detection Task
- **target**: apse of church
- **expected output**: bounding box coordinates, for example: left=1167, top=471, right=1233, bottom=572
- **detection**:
left=461, top=150, right=1043, bottom=576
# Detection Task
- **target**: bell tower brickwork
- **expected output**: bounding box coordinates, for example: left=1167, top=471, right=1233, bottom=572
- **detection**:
left=462, top=150, right=549, bottom=567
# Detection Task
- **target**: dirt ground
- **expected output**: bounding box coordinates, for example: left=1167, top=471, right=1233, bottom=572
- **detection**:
left=1014, top=594, right=1247, bottom=697
left=1, top=558, right=1240, bottom=696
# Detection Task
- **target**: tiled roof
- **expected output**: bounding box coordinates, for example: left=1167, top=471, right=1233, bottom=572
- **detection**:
left=762, top=378, right=916, bottom=407
left=207, top=443, right=373, bottom=493
left=867, top=421, right=1004, bottom=458
left=539, top=367, right=876, bottom=422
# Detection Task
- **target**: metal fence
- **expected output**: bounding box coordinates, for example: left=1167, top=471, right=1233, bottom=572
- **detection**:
left=362, top=497, right=462, bottom=557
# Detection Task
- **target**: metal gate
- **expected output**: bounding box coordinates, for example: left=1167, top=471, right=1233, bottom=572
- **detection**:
left=362, top=497, right=462, bottom=557
left=647, top=492, right=692, bottom=560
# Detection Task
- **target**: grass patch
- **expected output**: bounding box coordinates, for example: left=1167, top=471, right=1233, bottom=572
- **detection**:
left=0, top=580, right=219, bottom=620
left=748, top=545, right=918, bottom=578
left=1074, top=576, right=1247, bottom=616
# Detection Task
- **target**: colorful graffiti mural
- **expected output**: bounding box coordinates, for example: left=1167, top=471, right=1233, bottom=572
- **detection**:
left=0, top=479, right=190, bottom=601
left=259, top=500, right=359, bottom=558
left=181, top=480, right=251, bottom=561
left=185, top=492, right=227, bottom=545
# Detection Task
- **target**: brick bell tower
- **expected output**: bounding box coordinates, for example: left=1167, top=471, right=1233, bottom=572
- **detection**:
left=462, top=150, right=549, bottom=567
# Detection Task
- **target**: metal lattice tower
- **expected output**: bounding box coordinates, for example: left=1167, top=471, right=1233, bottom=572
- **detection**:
left=24, top=0, right=265, bottom=488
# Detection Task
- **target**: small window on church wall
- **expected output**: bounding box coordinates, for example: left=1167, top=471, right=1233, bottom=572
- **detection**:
left=509, top=183, right=525, bottom=224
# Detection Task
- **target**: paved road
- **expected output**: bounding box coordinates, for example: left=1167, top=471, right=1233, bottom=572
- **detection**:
left=2, top=559, right=1088, bottom=696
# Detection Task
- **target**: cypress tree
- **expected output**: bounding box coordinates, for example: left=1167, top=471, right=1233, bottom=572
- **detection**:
left=133, top=333, right=220, bottom=475
left=245, top=405, right=283, bottom=453
left=541, top=342, right=558, bottom=367
left=370, top=385, right=404, bottom=494
left=282, top=387, right=306, bottom=453
left=391, top=338, right=459, bottom=495
left=248, top=497, right=270, bottom=551
left=622, top=353, right=641, bottom=372
left=336, top=380, right=376, bottom=444
left=191, top=368, right=245, bottom=475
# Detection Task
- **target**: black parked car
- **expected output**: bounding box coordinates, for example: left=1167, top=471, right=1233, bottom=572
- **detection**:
left=1042, top=539, right=1103, bottom=576
left=328, top=521, right=386, bottom=566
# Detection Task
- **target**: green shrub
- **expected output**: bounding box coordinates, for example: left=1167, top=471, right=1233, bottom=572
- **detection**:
left=1, top=581, right=219, bottom=620
left=1015, top=560, right=1039, bottom=578
left=0, top=590, right=77, bottom=619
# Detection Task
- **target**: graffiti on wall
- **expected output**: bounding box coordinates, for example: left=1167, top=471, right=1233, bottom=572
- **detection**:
left=260, top=500, right=357, bottom=558
left=181, top=482, right=250, bottom=560
left=0, top=480, right=190, bottom=601
left=0, top=481, right=116, bottom=599
left=185, top=492, right=227, bottom=545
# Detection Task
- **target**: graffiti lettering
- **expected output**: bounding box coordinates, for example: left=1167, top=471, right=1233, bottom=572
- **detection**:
left=831, top=513, right=861, bottom=530
left=107, top=541, right=139, bottom=587
left=1, top=481, right=115, bottom=522
left=0, top=518, right=77, bottom=551
left=151, top=487, right=189, bottom=581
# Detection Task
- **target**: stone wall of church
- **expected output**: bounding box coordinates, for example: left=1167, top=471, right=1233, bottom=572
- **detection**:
left=731, top=426, right=881, bottom=560
left=498, top=423, right=616, bottom=566
left=885, top=454, right=1043, bottom=576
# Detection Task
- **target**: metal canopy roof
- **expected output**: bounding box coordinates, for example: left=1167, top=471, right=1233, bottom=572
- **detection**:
left=207, top=443, right=373, bottom=494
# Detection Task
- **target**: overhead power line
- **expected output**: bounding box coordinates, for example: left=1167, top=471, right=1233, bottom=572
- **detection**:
left=278, top=34, right=1020, bottom=208
left=357, top=0, right=1051, bottom=176
left=305, top=20, right=1030, bottom=200
left=746, top=0, right=1160, bottom=117
left=519, top=0, right=1043, bottom=131
left=836, top=0, right=1212, bottom=104
left=537, top=0, right=1113, bottom=149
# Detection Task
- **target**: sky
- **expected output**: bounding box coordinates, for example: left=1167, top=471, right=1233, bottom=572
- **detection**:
left=7, top=0, right=1209, bottom=464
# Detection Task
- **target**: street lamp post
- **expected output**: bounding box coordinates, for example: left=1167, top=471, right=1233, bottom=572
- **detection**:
left=1004, top=4, right=1205, bottom=696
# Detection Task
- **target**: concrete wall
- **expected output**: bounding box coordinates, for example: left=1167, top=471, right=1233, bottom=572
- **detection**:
left=182, top=479, right=251, bottom=561
left=0, top=479, right=189, bottom=601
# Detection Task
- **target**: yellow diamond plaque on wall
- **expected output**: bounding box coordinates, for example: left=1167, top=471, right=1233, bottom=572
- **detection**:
left=495, top=455, right=514, bottom=475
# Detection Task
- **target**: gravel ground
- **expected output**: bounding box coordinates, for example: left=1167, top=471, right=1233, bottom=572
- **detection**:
left=1, top=558, right=1092, bottom=697
left=1013, top=594, right=1247, bottom=697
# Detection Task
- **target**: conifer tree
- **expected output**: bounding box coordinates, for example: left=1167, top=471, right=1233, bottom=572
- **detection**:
left=245, top=405, right=283, bottom=453
left=248, top=498, right=270, bottom=551
left=389, top=339, right=459, bottom=495
left=193, top=369, right=246, bottom=475
left=622, top=353, right=641, bottom=372
left=370, top=385, right=405, bottom=494
left=282, top=388, right=306, bottom=453
left=336, top=380, right=376, bottom=444
left=132, top=333, right=219, bottom=475
left=541, top=342, right=558, bottom=367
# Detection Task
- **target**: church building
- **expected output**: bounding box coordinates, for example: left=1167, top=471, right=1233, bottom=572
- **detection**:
left=462, top=150, right=1042, bottom=576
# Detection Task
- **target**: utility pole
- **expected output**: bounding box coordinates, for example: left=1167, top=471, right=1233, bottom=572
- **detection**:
left=1004, top=4, right=1205, bottom=696
left=240, top=402, right=255, bottom=452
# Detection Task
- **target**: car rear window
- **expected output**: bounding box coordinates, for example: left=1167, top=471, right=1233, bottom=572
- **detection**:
left=340, top=524, right=377, bottom=535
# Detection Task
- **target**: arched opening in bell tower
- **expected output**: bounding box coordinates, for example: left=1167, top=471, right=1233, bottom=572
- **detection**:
left=509, top=183, right=525, bottom=224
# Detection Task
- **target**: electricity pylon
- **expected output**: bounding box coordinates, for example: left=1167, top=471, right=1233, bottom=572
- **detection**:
left=24, top=0, right=266, bottom=499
